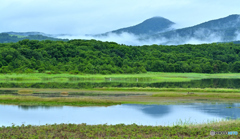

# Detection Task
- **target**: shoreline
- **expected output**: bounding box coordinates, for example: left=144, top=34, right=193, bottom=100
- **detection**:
left=0, top=87, right=240, bottom=106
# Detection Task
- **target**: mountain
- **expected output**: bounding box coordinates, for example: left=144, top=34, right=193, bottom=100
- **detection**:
left=0, top=33, right=68, bottom=43
left=96, top=17, right=175, bottom=36
left=143, top=14, right=240, bottom=44
left=3, top=31, right=50, bottom=37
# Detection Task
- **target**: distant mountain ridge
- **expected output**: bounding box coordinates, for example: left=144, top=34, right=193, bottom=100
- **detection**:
left=145, top=14, right=240, bottom=44
left=94, top=14, right=240, bottom=45
left=188, top=14, right=240, bottom=30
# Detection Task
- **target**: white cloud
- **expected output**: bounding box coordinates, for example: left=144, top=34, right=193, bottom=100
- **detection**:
left=235, top=31, right=240, bottom=41
left=57, top=28, right=226, bottom=46
left=1, top=0, right=240, bottom=35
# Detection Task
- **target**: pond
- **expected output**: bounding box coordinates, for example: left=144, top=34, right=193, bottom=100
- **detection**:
left=1, top=103, right=240, bottom=127
left=1, top=78, right=240, bottom=89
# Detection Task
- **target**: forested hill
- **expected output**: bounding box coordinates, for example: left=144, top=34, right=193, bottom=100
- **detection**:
left=0, top=33, right=67, bottom=43
left=0, top=39, right=240, bottom=74
left=97, top=17, right=175, bottom=36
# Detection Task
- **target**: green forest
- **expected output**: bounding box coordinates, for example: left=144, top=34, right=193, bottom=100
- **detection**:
left=0, top=39, right=240, bottom=74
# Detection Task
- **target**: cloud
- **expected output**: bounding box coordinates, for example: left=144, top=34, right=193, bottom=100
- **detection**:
left=235, top=31, right=240, bottom=41
left=57, top=28, right=227, bottom=46
left=57, top=33, right=151, bottom=46
left=1, top=0, right=240, bottom=34
left=58, top=32, right=169, bottom=46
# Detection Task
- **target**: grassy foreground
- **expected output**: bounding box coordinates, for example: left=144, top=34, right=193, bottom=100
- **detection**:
left=0, top=120, right=239, bottom=139
left=0, top=95, right=121, bottom=106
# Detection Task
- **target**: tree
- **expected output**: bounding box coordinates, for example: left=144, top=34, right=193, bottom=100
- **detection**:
left=0, top=66, right=10, bottom=73
left=151, top=60, right=166, bottom=72
left=201, top=62, right=213, bottom=73
left=38, top=67, right=45, bottom=73
left=192, top=65, right=202, bottom=73
left=232, top=61, right=240, bottom=72
left=5, top=55, right=13, bottom=63
left=166, top=63, right=175, bottom=72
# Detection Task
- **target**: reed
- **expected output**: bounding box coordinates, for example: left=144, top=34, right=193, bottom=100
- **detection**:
left=0, top=95, right=121, bottom=106
left=60, top=91, right=68, bottom=96
left=17, top=90, right=33, bottom=94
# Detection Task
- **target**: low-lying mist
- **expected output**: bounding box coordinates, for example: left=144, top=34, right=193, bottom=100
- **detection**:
left=57, top=29, right=240, bottom=46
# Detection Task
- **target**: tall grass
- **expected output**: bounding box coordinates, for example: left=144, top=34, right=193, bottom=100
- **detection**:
left=0, top=95, right=121, bottom=106
left=173, top=118, right=240, bottom=127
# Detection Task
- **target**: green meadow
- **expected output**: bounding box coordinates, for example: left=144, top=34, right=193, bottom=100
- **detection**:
left=1, top=72, right=240, bottom=82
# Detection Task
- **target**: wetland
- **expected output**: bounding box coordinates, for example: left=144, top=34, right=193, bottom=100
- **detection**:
left=0, top=73, right=240, bottom=138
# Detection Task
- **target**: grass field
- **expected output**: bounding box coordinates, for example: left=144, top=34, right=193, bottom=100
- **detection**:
left=0, top=120, right=239, bottom=138
left=1, top=72, right=240, bottom=83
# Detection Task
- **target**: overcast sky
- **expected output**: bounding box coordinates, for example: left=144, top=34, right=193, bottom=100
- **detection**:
left=1, top=0, right=240, bottom=35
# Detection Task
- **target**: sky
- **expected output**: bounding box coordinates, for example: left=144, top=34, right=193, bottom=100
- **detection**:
left=1, top=0, right=240, bottom=35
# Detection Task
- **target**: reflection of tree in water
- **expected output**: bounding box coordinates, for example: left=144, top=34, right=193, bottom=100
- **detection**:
left=186, top=103, right=240, bottom=119
left=18, top=105, right=63, bottom=110
left=0, top=90, right=17, bottom=94
left=124, top=104, right=171, bottom=118
left=125, top=103, right=240, bottom=119
left=0, top=79, right=240, bottom=89
left=150, top=79, right=240, bottom=88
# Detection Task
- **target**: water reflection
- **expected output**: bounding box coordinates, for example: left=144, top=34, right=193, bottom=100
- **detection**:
left=125, top=104, right=171, bottom=118
left=18, top=105, right=63, bottom=110
left=0, top=78, right=240, bottom=89
left=188, top=103, right=240, bottom=119
left=0, top=91, right=146, bottom=98
left=1, top=103, right=240, bottom=127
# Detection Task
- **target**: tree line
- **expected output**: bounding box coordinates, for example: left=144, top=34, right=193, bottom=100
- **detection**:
left=0, top=39, right=240, bottom=74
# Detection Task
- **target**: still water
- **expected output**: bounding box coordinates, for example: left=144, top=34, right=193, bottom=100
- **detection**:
left=1, top=78, right=240, bottom=89
left=1, top=103, right=239, bottom=127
